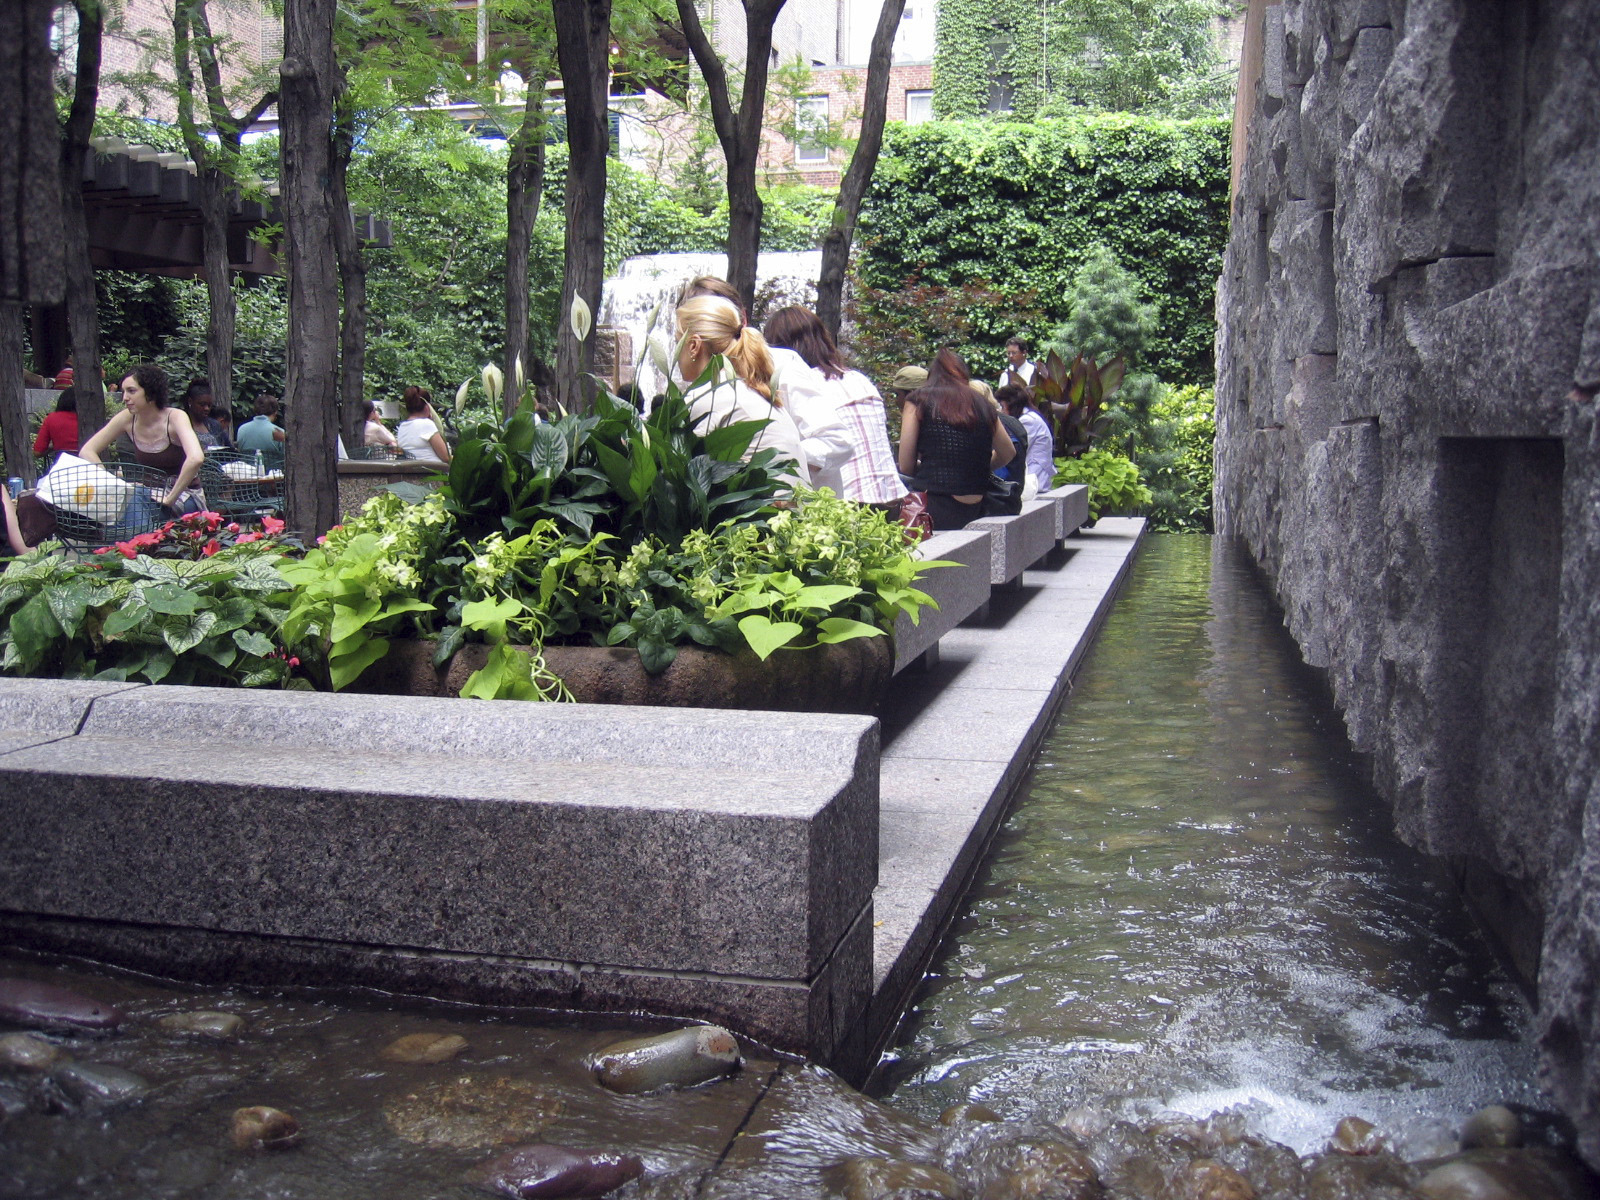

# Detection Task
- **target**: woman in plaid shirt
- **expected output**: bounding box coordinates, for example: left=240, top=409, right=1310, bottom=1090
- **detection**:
left=763, top=306, right=906, bottom=506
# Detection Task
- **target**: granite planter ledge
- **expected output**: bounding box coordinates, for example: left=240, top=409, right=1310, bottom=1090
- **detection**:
left=892, top=528, right=993, bottom=674
left=0, top=681, right=879, bottom=1065
left=1038, top=484, right=1091, bottom=543
left=967, top=499, right=1060, bottom=587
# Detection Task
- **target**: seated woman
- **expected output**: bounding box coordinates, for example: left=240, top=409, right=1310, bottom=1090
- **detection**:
left=33, top=391, right=79, bottom=458
left=396, top=386, right=451, bottom=465
left=674, top=296, right=810, bottom=488
left=81, top=364, right=206, bottom=515
left=183, top=379, right=232, bottom=450
left=762, top=305, right=904, bottom=506
left=897, top=349, right=1015, bottom=531
left=363, top=400, right=399, bottom=450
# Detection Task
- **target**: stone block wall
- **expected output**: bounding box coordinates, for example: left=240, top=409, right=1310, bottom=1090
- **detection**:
left=1216, top=0, right=1600, bottom=1163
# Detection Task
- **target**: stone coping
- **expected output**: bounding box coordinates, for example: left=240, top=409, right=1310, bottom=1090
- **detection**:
left=892, top=529, right=993, bottom=674
left=1039, top=483, right=1091, bottom=541
left=0, top=683, right=879, bottom=1062
left=967, top=499, right=1061, bottom=585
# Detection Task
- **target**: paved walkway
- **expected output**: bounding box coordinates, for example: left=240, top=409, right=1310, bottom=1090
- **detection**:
left=867, top=518, right=1147, bottom=1052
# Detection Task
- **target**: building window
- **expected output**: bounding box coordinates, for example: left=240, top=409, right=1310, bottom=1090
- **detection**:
left=904, top=90, right=934, bottom=124
left=794, top=94, right=830, bottom=163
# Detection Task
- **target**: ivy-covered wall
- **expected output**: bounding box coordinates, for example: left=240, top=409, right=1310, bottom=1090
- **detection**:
left=933, top=0, right=1045, bottom=120
left=855, top=115, right=1230, bottom=384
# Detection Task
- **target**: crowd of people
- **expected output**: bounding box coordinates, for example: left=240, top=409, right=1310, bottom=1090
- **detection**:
left=9, top=283, right=1058, bottom=553
left=668, top=276, right=1056, bottom=533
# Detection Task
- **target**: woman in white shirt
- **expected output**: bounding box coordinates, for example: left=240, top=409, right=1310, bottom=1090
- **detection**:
left=675, top=296, right=810, bottom=488
left=395, top=386, right=451, bottom=465
left=763, top=305, right=904, bottom=505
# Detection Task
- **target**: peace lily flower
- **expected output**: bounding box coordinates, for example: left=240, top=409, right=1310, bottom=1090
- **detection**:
left=569, top=294, right=592, bottom=343
left=481, top=363, right=504, bottom=408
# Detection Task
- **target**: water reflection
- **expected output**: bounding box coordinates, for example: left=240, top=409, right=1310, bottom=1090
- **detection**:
left=879, top=534, right=1541, bottom=1156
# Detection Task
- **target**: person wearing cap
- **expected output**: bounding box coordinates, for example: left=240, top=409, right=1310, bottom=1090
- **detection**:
left=888, top=365, right=927, bottom=402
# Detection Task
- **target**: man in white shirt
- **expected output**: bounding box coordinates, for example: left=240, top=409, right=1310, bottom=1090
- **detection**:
left=996, top=337, right=1038, bottom=388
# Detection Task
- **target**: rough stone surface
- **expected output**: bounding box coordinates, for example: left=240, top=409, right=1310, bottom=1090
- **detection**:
left=1217, top=0, right=1600, bottom=1168
left=967, top=501, right=1059, bottom=586
left=1038, top=484, right=1091, bottom=542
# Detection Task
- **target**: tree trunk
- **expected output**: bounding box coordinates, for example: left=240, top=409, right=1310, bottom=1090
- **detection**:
left=58, top=0, right=107, bottom=445
left=0, top=303, right=31, bottom=483
left=503, top=70, right=548, bottom=419
left=552, top=0, right=612, bottom=414
left=674, top=0, right=787, bottom=310
left=280, top=0, right=342, bottom=537
left=330, top=114, right=366, bottom=445
left=194, top=168, right=237, bottom=412
left=0, top=0, right=65, bottom=306
left=816, top=0, right=906, bottom=339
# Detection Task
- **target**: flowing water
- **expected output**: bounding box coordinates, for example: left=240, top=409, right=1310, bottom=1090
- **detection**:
left=0, top=533, right=1576, bottom=1197
left=877, top=534, right=1544, bottom=1157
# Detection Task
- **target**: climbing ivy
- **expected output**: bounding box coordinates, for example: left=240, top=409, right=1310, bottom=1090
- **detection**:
left=855, top=115, right=1229, bottom=385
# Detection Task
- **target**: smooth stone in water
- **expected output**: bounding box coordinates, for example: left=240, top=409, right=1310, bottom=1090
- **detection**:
left=939, top=1102, right=1003, bottom=1127
left=0, top=1031, right=66, bottom=1072
left=1416, top=1148, right=1596, bottom=1200
left=384, top=1076, right=567, bottom=1149
left=232, top=1105, right=301, bottom=1151
left=1459, top=1106, right=1522, bottom=1151
left=472, top=1143, right=644, bottom=1198
left=1185, top=1158, right=1257, bottom=1200
left=947, top=1124, right=1103, bottom=1200
left=823, top=1156, right=965, bottom=1200
left=590, top=1025, right=740, bottom=1094
left=157, top=1011, right=244, bottom=1040
left=1329, top=1115, right=1386, bottom=1155
left=0, top=978, right=124, bottom=1033
left=381, top=1032, right=469, bottom=1064
left=51, top=1062, right=149, bottom=1105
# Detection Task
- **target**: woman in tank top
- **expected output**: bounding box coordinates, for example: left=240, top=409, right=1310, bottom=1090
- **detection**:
left=898, top=349, right=1015, bottom=530
left=79, top=364, right=206, bottom=510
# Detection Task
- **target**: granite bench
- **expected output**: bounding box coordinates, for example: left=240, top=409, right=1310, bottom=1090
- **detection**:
left=1038, top=483, right=1091, bottom=543
left=0, top=680, right=880, bottom=1066
left=966, top=499, right=1060, bottom=588
left=892, top=528, right=993, bottom=675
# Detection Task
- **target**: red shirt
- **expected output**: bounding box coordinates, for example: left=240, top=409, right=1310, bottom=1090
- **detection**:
left=34, top=410, right=79, bottom=455
left=52, top=367, right=74, bottom=390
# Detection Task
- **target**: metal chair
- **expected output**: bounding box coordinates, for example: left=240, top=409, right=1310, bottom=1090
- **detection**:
left=36, top=461, right=175, bottom=550
left=199, top=449, right=284, bottom=525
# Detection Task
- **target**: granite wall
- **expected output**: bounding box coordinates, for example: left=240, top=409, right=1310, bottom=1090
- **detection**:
left=1215, top=0, right=1600, bottom=1164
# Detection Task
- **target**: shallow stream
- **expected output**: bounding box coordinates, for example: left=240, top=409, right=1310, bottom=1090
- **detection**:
left=0, top=533, right=1579, bottom=1198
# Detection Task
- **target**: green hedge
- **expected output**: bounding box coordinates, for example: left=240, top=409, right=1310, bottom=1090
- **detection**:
left=856, top=114, right=1229, bottom=384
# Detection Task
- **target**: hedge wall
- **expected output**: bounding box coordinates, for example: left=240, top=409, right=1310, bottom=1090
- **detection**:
left=856, top=114, right=1230, bottom=384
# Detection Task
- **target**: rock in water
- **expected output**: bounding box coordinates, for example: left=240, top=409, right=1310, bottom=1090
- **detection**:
left=590, top=1025, right=740, bottom=1094
left=1416, top=1148, right=1597, bottom=1200
left=51, top=1062, right=149, bottom=1105
left=384, top=1076, right=567, bottom=1149
left=472, top=1144, right=644, bottom=1198
left=0, top=978, right=123, bottom=1033
left=0, top=1032, right=66, bottom=1072
left=232, top=1105, right=301, bottom=1150
left=1459, top=1106, right=1523, bottom=1151
left=939, top=1102, right=1003, bottom=1127
left=381, top=1032, right=469, bottom=1064
left=1185, top=1158, right=1257, bottom=1200
left=1330, top=1115, right=1386, bottom=1155
left=157, top=1011, right=244, bottom=1040
left=822, top=1156, right=965, bottom=1200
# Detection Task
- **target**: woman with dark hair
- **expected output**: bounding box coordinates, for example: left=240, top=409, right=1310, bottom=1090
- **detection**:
left=80, top=364, right=206, bottom=511
left=33, top=389, right=78, bottom=457
left=182, top=379, right=232, bottom=449
left=898, top=349, right=1015, bottom=530
left=362, top=400, right=398, bottom=449
left=762, top=305, right=903, bottom=505
left=396, top=385, right=450, bottom=465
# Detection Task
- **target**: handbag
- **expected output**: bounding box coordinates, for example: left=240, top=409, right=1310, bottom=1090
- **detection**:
left=37, top=454, right=135, bottom=524
left=897, top=490, right=934, bottom=544
left=982, top=473, right=1022, bottom=518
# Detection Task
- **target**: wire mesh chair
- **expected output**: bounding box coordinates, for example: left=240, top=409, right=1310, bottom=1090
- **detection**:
left=199, top=449, right=284, bottom=525
left=35, top=460, right=176, bottom=550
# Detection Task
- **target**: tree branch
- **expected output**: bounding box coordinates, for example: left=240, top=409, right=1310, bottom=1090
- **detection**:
left=673, top=0, right=738, bottom=148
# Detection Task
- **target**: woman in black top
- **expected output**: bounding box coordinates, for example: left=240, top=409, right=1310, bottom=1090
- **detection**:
left=897, top=348, right=1015, bottom=530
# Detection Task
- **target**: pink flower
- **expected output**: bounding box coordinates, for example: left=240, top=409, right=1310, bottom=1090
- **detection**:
left=225, top=522, right=241, bottom=534
left=201, top=539, right=220, bottom=558
left=236, top=531, right=264, bottom=544
left=261, top=515, right=286, bottom=535
left=114, top=541, right=138, bottom=560
left=287, top=656, right=300, bottom=668
left=93, top=547, right=110, bottom=556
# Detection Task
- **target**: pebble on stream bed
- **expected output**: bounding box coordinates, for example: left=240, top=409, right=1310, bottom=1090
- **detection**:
left=156, top=1010, right=245, bottom=1040
left=471, top=1143, right=645, bottom=1199
left=0, top=977, right=124, bottom=1033
left=380, top=1031, right=470, bottom=1064
left=0, top=1031, right=67, bottom=1072
left=231, top=1105, right=301, bottom=1151
left=590, top=1024, right=741, bottom=1094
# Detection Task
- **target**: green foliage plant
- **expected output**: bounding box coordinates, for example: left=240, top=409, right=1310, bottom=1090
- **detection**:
left=0, top=514, right=299, bottom=687
left=1134, top=383, right=1214, bottom=531
left=1052, top=448, right=1153, bottom=520
left=856, top=116, right=1229, bottom=385
left=1030, top=349, right=1124, bottom=458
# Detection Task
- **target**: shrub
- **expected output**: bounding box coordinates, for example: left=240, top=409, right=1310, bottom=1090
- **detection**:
left=1052, top=448, right=1153, bottom=519
left=855, top=115, right=1230, bottom=385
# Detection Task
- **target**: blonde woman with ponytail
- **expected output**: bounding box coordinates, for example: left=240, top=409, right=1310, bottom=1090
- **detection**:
left=675, top=295, right=812, bottom=488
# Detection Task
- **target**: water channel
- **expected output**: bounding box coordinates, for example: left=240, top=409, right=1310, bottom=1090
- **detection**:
left=0, top=533, right=1577, bottom=1197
